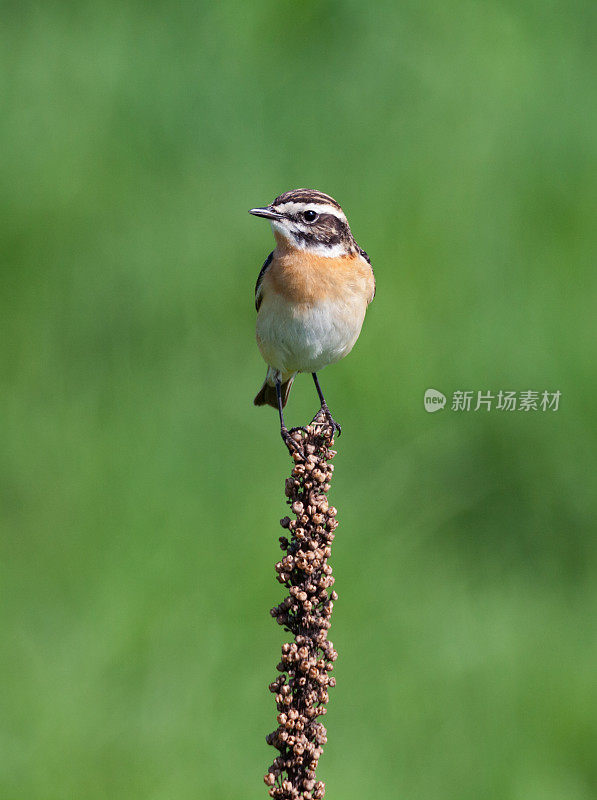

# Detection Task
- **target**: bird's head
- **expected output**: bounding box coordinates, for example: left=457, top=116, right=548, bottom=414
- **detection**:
left=249, top=189, right=357, bottom=257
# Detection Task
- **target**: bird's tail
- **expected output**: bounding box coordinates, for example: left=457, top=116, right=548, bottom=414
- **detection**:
left=254, top=369, right=295, bottom=409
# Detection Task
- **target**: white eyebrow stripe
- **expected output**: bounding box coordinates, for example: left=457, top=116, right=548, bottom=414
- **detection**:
left=274, top=201, right=347, bottom=223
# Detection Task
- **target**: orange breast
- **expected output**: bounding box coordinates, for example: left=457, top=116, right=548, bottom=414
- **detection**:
left=262, top=248, right=375, bottom=306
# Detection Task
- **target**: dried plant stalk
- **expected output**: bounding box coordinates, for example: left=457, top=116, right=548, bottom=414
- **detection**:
left=265, top=411, right=340, bottom=800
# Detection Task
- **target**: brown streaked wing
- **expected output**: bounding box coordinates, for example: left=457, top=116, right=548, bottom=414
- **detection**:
left=358, top=247, right=376, bottom=300
left=255, top=250, right=273, bottom=311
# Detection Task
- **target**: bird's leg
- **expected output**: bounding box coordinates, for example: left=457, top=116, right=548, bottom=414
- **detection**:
left=276, top=379, right=303, bottom=454
left=312, top=373, right=342, bottom=436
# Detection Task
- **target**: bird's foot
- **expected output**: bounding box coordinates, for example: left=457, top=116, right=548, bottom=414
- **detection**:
left=312, top=405, right=342, bottom=438
left=281, top=426, right=305, bottom=457
left=289, top=425, right=309, bottom=436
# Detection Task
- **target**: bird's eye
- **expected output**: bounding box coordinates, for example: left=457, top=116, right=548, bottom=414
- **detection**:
left=303, top=210, right=318, bottom=223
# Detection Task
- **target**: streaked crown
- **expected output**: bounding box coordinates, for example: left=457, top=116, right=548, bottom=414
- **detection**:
left=249, top=189, right=358, bottom=257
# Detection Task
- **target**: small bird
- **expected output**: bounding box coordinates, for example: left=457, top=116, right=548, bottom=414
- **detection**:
left=249, top=189, right=375, bottom=448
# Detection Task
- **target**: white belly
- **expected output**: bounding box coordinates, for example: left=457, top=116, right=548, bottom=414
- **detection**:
left=256, top=293, right=367, bottom=376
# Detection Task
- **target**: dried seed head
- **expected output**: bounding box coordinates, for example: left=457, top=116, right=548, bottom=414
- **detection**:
left=266, top=413, right=338, bottom=799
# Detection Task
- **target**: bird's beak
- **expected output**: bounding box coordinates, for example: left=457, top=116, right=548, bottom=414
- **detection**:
left=249, top=206, right=284, bottom=220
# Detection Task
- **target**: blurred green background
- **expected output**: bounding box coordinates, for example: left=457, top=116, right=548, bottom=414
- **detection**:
left=2, top=2, right=597, bottom=798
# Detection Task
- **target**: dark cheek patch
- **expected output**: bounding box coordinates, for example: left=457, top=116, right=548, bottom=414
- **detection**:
left=288, top=212, right=356, bottom=252
left=315, top=214, right=351, bottom=247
